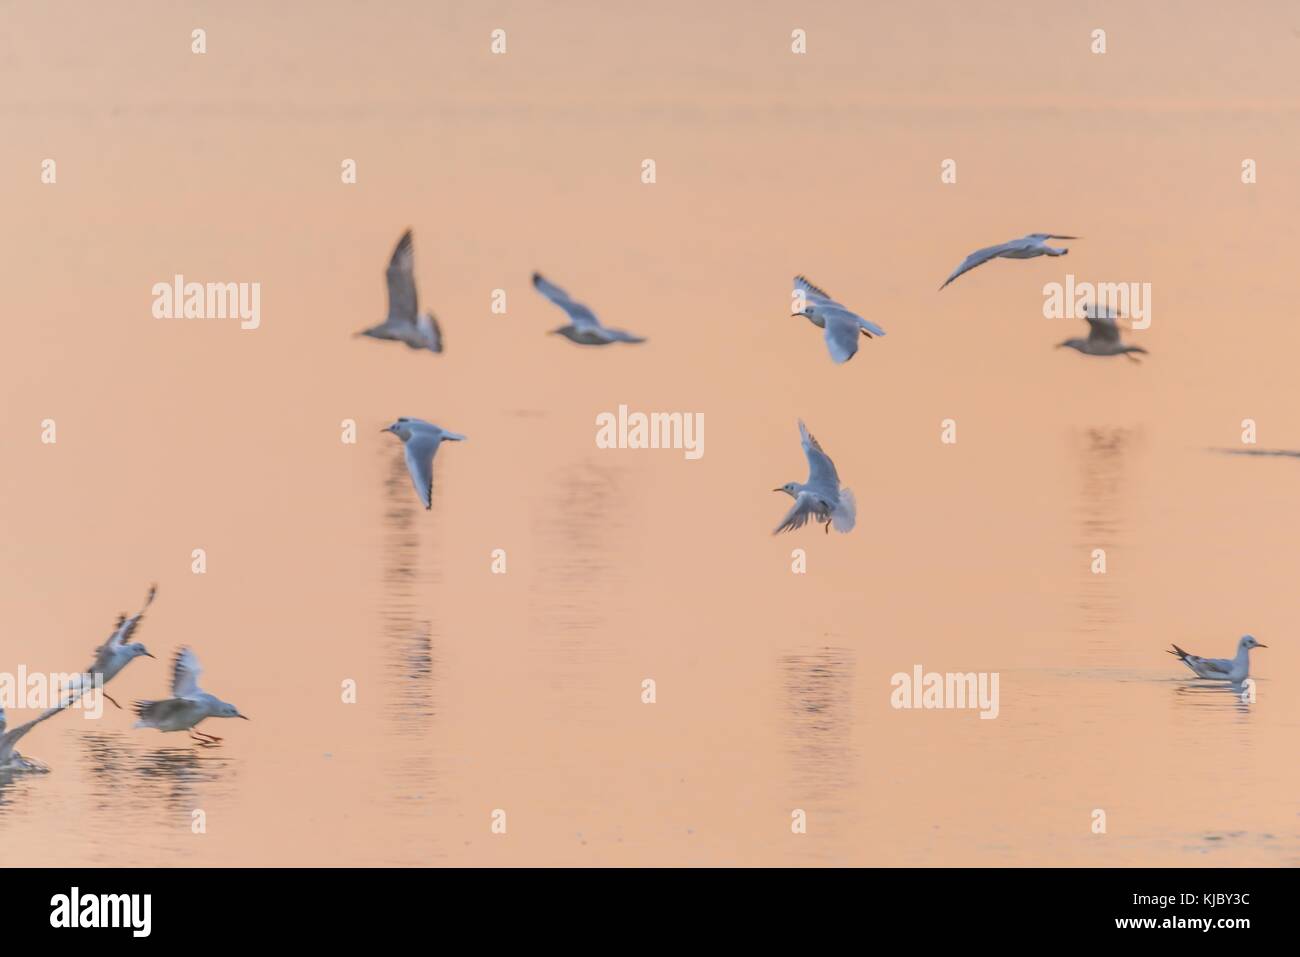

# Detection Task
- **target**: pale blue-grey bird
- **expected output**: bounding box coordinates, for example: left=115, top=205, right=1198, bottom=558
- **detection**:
left=773, top=420, right=856, bottom=535
left=940, top=233, right=1078, bottom=290
left=382, top=417, right=467, bottom=510
left=533, top=273, right=645, bottom=345
left=356, top=230, right=443, bottom=353
left=132, top=647, right=249, bottom=746
left=1168, top=635, right=1266, bottom=682
left=792, top=276, right=887, bottom=363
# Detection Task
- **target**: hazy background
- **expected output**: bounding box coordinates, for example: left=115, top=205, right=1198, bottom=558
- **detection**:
left=1, top=0, right=1297, bottom=865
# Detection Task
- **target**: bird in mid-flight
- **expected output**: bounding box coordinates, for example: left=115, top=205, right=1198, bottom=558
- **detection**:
left=356, top=230, right=443, bottom=353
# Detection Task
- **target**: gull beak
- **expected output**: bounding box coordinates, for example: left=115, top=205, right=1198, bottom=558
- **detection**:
left=772, top=488, right=784, bottom=493
left=144, top=652, right=156, bottom=659
left=238, top=713, right=251, bottom=720
left=1256, top=643, right=1268, bottom=648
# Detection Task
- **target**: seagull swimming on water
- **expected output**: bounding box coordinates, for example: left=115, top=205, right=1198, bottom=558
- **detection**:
left=382, top=417, right=466, bottom=510
left=939, top=233, right=1078, bottom=290
left=792, top=276, right=887, bottom=363
left=1057, top=304, right=1148, bottom=361
left=0, top=702, right=66, bottom=772
left=70, top=584, right=157, bottom=710
left=532, top=273, right=646, bottom=345
left=356, top=230, right=443, bottom=353
left=1168, top=635, right=1266, bottom=682
left=773, top=420, right=856, bottom=535
left=133, top=647, right=248, bottom=746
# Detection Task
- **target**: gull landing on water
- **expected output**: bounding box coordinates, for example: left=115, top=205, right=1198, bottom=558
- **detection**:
left=792, top=276, right=887, bottom=364
left=939, top=233, right=1078, bottom=290
left=0, top=702, right=66, bottom=772
left=1057, top=304, right=1148, bottom=361
left=133, top=648, right=248, bottom=746
left=532, top=273, right=646, bottom=345
left=382, top=417, right=466, bottom=510
left=1169, top=635, right=1266, bottom=682
left=356, top=230, right=444, bottom=353
left=773, top=420, right=856, bottom=535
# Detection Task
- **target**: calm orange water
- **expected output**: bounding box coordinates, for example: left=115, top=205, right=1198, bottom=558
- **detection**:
left=1, top=1, right=1297, bottom=866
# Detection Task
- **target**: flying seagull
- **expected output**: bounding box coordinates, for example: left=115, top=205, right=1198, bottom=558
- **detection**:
left=0, top=702, right=67, bottom=772
left=1057, top=304, right=1147, bottom=360
left=532, top=273, right=645, bottom=345
left=133, top=647, right=248, bottom=746
left=71, top=585, right=157, bottom=710
left=382, top=417, right=466, bottom=510
left=939, top=233, right=1078, bottom=290
left=791, top=276, right=887, bottom=363
left=356, top=230, right=443, bottom=353
left=773, top=420, right=856, bottom=535
left=1168, top=635, right=1266, bottom=682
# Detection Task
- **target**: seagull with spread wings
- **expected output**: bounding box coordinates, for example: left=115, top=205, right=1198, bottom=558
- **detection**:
left=133, top=647, right=248, bottom=746
left=1057, top=304, right=1147, bottom=361
left=532, top=273, right=645, bottom=345
left=356, top=230, right=444, bottom=353
left=0, top=702, right=68, bottom=772
left=772, top=420, right=857, bottom=535
left=939, top=233, right=1078, bottom=290
left=381, top=417, right=467, bottom=510
left=791, top=276, right=887, bottom=363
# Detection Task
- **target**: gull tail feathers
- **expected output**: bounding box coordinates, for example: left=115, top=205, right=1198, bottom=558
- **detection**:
left=831, top=488, right=856, bottom=533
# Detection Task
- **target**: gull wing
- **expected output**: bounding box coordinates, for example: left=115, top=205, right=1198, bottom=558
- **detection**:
left=385, top=230, right=419, bottom=323
left=799, top=420, right=840, bottom=490
left=1085, top=314, right=1121, bottom=345
left=773, top=491, right=819, bottom=535
left=403, top=430, right=444, bottom=510
left=939, top=240, right=1023, bottom=290
left=822, top=311, right=862, bottom=363
left=171, top=647, right=204, bottom=699
left=533, top=272, right=602, bottom=328
left=0, top=703, right=68, bottom=764
left=794, top=275, right=836, bottom=304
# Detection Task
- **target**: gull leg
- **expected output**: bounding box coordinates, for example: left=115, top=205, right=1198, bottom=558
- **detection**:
left=102, top=692, right=122, bottom=710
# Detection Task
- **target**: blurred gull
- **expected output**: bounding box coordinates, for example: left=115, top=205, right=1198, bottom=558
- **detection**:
left=939, top=233, right=1078, bottom=290
left=1057, top=304, right=1147, bottom=361
left=382, top=417, right=466, bottom=510
left=1168, top=635, right=1266, bottom=682
left=792, top=276, right=887, bottom=363
left=532, top=273, right=645, bottom=345
left=773, top=420, right=856, bottom=535
left=356, top=230, right=444, bottom=353
left=133, top=647, right=248, bottom=746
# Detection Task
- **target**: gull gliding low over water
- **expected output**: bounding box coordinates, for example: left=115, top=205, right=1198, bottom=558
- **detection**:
left=1168, top=635, right=1266, bottom=682
left=133, top=647, right=248, bottom=746
left=356, top=230, right=444, bottom=353
left=382, top=417, right=467, bottom=510
left=792, top=276, right=887, bottom=363
left=939, top=233, right=1078, bottom=290
left=773, top=420, right=856, bottom=535
left=1057, top=305, right=1147, bottom=361
left=532, top=273, right=646, bottom=345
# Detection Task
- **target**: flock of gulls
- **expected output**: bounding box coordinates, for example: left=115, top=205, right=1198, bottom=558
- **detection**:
left=2, top=587, right=247, bottom=772
left=0, top=226, right=1265, bottom=774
